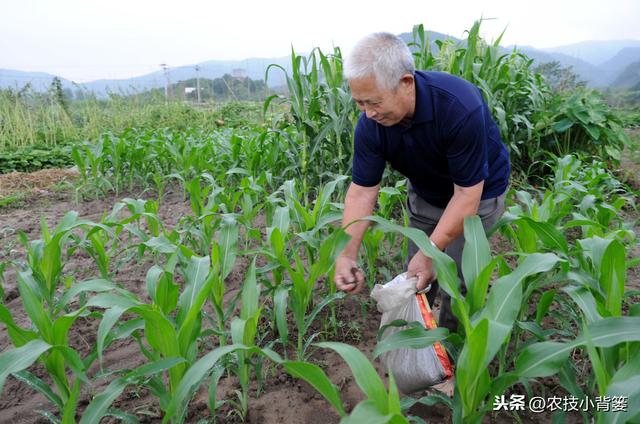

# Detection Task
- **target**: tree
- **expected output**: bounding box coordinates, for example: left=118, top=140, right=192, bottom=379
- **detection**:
left=534, top=61, right=586, bottom=92
left=49, top=77, right=70, bottom=115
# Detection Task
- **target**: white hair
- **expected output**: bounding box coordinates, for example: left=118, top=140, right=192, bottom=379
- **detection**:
left=344, top=32, right=415, bottom=91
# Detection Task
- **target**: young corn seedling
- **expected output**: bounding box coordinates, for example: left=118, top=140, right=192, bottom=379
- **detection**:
left=207, top=216, right=240, bottom=347
left=270, top=227, right=351, bottom=359
left=16, top=211, right=106, bottom=308
left=71, top=139, right=115, bottom=198
left=249, top=204, right=292, bottom=351
left=82, top=252, right=221, bottom=422
left=0, top=256, right=121, bottom=421
left=235, top=176, right=267, bottom=246
left=69, top=212, right=128, bottom=280
left=225, top=258, right=264, bottom=421
left=281, top=176, right=346, bottom=252
left=280, top=342, right=408, bottom=423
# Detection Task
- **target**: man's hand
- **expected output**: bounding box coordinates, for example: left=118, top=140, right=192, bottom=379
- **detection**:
left=406, top=251, right=436, bottom=291
left=334, top=255, right=366, bottom=294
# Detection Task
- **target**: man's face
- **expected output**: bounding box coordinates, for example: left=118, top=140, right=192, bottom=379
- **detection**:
left=348, top=74, right=415, bottom=126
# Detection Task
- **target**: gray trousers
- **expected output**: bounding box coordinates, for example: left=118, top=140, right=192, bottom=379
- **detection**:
left=405, top=184, right=506, bottom=332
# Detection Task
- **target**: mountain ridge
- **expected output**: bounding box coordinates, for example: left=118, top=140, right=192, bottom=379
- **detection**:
left=3, top=36, right=640, bottom=95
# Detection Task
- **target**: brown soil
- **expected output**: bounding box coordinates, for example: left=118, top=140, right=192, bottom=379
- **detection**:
left=0, top=168, right=79, bottom=199
left=0, top=186, right=393, bottom=424
left=0, top=163, right=638, bottom=423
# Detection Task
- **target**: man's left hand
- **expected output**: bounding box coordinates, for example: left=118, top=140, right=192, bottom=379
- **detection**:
left=406, top=251, right=436, bottom=291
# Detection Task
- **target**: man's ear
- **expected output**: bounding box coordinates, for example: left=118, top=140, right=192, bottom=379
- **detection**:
left=399, top=73, right=415, bottom=92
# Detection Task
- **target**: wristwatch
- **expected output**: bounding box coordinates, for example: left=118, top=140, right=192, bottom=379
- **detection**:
left=430, top=239, right=444, bottom=251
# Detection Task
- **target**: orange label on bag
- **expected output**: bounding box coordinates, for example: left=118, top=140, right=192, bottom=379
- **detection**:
left=416, top=293, right=454, bottom=379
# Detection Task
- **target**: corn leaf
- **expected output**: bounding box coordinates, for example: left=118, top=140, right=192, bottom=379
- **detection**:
left=562, top=285, right=601, bottom=323
left=81, top=358, right=184, bottom=424
left=373, top=327, right=448, bottom=358
left=461, top=215, right=491, bottom=289
left=0, top=339, right=51, bottom=394
left=316, top=342, right=388, bottom=410
left=516, top=317, right=640, bottom=378
left=218, top=217, right=239, bottom=281
left=599, top=240, right=625, bottom=317
left=57, top=278, right=115, bottom=311
left=283, top=361, right=345, bottom=416
left=519, top=217, right=569, bottom=254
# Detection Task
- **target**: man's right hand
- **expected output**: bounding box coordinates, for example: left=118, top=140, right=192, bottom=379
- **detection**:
left=334, top=255, right=366, bottom=294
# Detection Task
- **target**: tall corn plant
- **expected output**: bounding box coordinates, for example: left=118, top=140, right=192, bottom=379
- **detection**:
left=265, top=47, right=358, bottom=193
left=410, top=22, right=549, bottom=177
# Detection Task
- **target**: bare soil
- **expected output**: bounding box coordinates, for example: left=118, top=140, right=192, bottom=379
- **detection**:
left=0, top=167, right=638, bottom=424
left=0, top=168, right=79, bottom=199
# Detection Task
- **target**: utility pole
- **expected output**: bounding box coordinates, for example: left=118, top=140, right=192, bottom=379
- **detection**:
left=195, top=65, right=201, bottom=104
left=160, top=63, right=170, bottom=103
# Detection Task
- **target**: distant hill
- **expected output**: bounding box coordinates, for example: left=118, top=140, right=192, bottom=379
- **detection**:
left=1, top=58, right=292, bottom=97
left=515, top=47, right=611, bottom=87
left=611, top=61, right=640, bottom=89
left=0, top=69, right=75, bottom=92
left=540, top=40, right=640, bottom=66
left=3, top=34, right=640, bottom=95
left=396, top=31, right=630, bottom=88
left=599, top=47, right=640, bottom=83
left=80, top=56, right=292, bottom=96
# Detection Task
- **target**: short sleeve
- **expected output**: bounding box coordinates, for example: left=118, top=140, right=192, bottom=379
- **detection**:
left=446, top=106, right=489, bottom=187
left=352, top=115, right=385, bottom=187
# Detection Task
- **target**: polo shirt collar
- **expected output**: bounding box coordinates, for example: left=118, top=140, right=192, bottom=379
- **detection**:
left=411, top=71, right=433, bottom=124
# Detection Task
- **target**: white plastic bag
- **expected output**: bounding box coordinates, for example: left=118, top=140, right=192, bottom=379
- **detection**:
left=370, top=272, right=453, bottom=394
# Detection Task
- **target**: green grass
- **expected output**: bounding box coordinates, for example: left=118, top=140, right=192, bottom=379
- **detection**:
left=0, top=88, right=265, bottom=150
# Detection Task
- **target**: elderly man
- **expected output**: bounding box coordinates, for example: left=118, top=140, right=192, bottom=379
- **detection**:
left=334, top=32, right=510, bottom=332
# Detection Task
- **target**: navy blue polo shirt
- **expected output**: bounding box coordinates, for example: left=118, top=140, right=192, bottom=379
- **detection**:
left=352, top=70, right=510, bottom=208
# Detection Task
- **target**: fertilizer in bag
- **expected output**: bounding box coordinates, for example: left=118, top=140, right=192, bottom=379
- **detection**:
left=370, top=272, right=453, bottom=394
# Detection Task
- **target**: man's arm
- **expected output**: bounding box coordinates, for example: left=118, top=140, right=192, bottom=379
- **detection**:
left=334, top=182, right=380, bottom=294
left=407, top=180, right=484, bottom=290
left=430, top=180, right=484, bottom=250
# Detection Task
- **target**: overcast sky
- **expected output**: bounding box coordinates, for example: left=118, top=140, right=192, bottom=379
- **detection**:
left=2, top=0, right=639, bottom=82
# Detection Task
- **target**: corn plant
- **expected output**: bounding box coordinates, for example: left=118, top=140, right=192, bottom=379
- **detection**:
left=512, top=316, right=640, bottom=423
left=207, top=216, right=240, bottom=347
left=0, top=271, right=121, bottom=421
left=84, top=253, right=217, bottom=421
left=71, top=139, right=115, bottom=197
left=0, top=339, right=87, bottom=423
left=268, top=226, right=350, bottom=359
left=265, top=47, right=358, bottom=189
left=225, top=258, right=263, bottom=420
left=410, top=21, right=548, bottom=177
left=15, top=211, right=108, bottom=307
left=364, top=215, right=568, bottom=423
left=68, top=214, right=128, bottom=280
left=280, top=342, right=408, bottom=423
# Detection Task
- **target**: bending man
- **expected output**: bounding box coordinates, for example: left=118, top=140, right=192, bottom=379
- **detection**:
left=334, top=32, right=510, bottom=332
